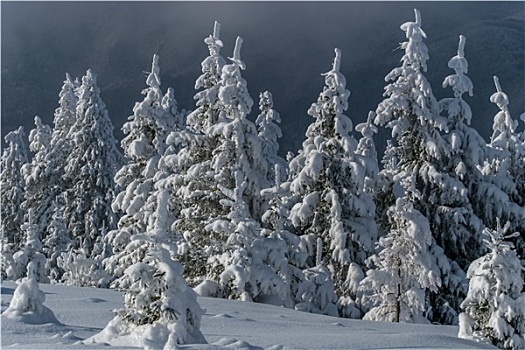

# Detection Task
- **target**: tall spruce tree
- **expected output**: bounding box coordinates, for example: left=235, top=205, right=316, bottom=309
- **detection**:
left=159, top=22, right=228, bottom=286
left=63, top=69, right=122, bottom=259
left=21, top=116, right=55, bottom=259
left=106, top=55, right=175, bottom=279
left=438, top=35, right=485, bottom=268
left=196, top=36, right=280, bottom=299
left=374, top=9, right=474, bottom=324
left=480, top=76, right=525, bottom=256
left=288, top=48, right=377, bottom=318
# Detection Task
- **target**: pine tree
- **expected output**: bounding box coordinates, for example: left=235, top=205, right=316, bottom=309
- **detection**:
left=1, top=127, right=28, bottom=255
left=480, top=76, right=525, bottom=256
left=459, top=220, right=525, bottom=350
left=47, top=74, right=79, bottom=206
left=288, top=48, right=377, bottom=318
left=157, top=22, right=228, bottom=285
left=10, top=210, right=49, bottom=283
left=438, top=35, right=486, bottom=265
left=361, top=176, right=441, bottom=323
left=106, top=55, right=174, bottom=279
left=211, top=36, right=263, bottom=211
left=374, top=9, right=472, bottom=324
left=90, top=190, right=206, bottom=348
left=173, top=35, right=266, bottom=287
left=21, top=116, right=55, bottom=259
left=63, top=69, right=122, bottom=260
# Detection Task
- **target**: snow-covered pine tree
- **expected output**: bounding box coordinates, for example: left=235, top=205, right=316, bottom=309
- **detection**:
left=480, top=76, right=525, bottom=256
left=437, top=34, right=486, bottom=268
left=157, top=22, right=227, bottom=286
left=458, top=219, right=525, bottom=350
left=21, top=116, right=55, bottom=260
left=360, top=176, right=441, bottom=323
left=63, top=69, right=122, bottom=260
left=9, top=210, right=49, bottom=283
left=0, top=127, right=29, bottom=255
left=105, top=54, right=175, bottom=279
left=288, top=48, right=377, bottom=318
left=374, top=9, right=472, bottom=324
left=256, top=91, right=286, bottom=184
left=89, top=190, right=206, bottom=348
left=211, top=36, right=264, bottom=210
left=172, top=35, right=266, bottom=287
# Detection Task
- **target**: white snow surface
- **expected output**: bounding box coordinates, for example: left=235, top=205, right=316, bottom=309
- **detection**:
left=1, top=281, right=495, bottom=349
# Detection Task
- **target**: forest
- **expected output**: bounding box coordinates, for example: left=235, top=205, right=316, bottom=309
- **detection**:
left=1, top=9, right=525, bottom=350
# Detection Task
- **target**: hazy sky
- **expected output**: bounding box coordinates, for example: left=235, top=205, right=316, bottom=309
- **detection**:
left=2, top=1, right=524, bottom=154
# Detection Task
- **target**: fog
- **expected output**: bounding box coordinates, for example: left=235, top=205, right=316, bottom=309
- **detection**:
left=2, top=2, right=524, bottom=155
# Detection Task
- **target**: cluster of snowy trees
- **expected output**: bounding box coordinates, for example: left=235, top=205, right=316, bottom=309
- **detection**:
left=2, top=10, right=525, bottom=349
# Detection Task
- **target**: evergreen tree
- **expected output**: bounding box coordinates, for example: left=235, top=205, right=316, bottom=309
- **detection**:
left=21, top=116, right=55, bottom=257
left=288, top=48, right=377, bottom=318
left=173, top=35, right=266, bottom=287
left=361, top=176, right=441, bottom=323
left=47, top=74, right=79, bottom=208
left=0, top=127, right=28, bottom=254
left=480, top=76, right=525, bottom=255
left=374, top=9, right=471, bottom=324
left=459, top=220, right=525, bottom=350
left=437, top=34, right=487, bottom=267
left=63, top=69, right=122, bottom=259
left=158, top=22, right=228, bottom=285
left=90, top=190, right=206, bottom=348
left=211, top=36, right=264, bottom=211
left=106, top=55, right=175, bottom=279
left=10, top=210, right=49, bottom=283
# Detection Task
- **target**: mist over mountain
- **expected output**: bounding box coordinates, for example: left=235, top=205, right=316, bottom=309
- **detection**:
left=2, top=1, right=524, bottom=155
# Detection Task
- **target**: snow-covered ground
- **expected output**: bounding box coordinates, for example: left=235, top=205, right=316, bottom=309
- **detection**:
left=1, top=281, right=495, bottom=349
